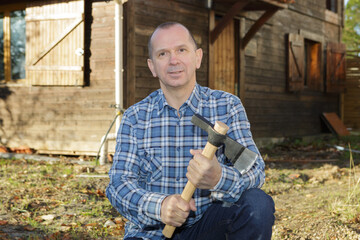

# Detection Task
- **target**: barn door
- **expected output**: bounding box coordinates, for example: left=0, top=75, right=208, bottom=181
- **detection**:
left=26, top=0, right=84, bottom=86
left=209, top=14, right=236, bottom=94
left=326, top=42, right=346, bottom=93
left=287, top=33, right=304, bottom=92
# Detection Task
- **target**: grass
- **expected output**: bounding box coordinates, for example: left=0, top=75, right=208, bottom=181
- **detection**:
left=329, top=144, right=360, bottom=223
left=0, top=158, right=125, bottom=239
left=1, top=134, right=360, bottom=239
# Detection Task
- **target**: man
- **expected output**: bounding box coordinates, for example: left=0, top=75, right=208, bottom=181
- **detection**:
left=106, top=22, right=275, bottom=240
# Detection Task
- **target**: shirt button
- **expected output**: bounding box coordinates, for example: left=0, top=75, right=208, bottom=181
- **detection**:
left=176, top=176, right=180, bottom=181
left=176, top=147, right=180, bottom=152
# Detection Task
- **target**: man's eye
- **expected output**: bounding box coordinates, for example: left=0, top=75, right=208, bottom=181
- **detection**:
left=159, top=52, right=166, bottom=57
left=179, top=48, right=186, bottom=52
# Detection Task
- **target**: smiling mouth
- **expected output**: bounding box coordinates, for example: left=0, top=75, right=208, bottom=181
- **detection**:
left=169, top=70, right=183, bottom=74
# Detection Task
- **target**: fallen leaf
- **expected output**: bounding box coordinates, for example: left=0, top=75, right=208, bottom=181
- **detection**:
left=24, top=226, right=35, bottom=231
left=0, top=220, right=8, bottom=225
left=289, top=173, right=301, bottom=180
left=96, top=189, right=106, bottom=197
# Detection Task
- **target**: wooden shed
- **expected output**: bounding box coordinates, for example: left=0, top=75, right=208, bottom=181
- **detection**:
left=0, top=0, right=347, bottom=155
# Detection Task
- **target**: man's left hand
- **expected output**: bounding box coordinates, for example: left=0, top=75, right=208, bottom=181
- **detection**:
left=186, top=149, right=222, bottom=189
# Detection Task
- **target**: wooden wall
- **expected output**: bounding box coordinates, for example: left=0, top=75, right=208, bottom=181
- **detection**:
left=0, top=0, right=117, bottom=155
left=240, top=0, right=343, bottom=138
left=344, top=55, right=360, bottom=129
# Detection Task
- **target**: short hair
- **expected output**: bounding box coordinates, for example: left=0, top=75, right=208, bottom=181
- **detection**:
left=148, top=22, right=198, bottom=59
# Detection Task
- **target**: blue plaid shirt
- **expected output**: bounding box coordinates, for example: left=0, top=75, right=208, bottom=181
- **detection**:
left=106, top=84, right=265, bottom=239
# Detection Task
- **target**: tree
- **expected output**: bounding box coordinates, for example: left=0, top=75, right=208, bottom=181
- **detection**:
left=343, top=0, right=360, bottom=52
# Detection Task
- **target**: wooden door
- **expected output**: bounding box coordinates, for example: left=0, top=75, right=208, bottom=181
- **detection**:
left=209, top=14, right=236, bottom=94
left=26, top=0, right=84, bottom=86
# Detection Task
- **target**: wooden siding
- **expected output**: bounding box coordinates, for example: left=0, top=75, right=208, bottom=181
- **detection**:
left=343, top=55, right=360, bottom=129
left=241, top=0, right=343, bottom=137
left=0, top=1, right=117, bottom=154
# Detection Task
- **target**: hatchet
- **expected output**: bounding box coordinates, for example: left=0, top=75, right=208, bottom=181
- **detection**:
left=162, top=114, right=258, bottom=238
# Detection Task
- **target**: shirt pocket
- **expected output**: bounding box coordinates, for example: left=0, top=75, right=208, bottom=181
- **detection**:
left=139, top=148, right=163, bottom=183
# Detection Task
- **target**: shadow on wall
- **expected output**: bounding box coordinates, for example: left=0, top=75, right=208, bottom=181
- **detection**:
left=0, top=86, right=12, bottom=100
left=0, top=86, right=13, bottom=146
left=0, top=86, right=41, bottom=148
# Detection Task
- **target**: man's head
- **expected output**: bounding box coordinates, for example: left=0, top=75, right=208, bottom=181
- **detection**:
left=147, top=22, right=203, bottom=93
left=148, top=22, right=198, bottom=59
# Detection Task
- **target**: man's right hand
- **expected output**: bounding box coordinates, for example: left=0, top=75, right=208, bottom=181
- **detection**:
left=160, top=194, right=197, bottom=227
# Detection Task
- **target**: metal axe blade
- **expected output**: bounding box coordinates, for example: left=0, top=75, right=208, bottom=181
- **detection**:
left=191, top=114, right=258, bottom=174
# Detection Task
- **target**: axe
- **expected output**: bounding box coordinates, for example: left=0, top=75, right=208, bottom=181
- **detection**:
left=162, top=114, right=258, bottom=238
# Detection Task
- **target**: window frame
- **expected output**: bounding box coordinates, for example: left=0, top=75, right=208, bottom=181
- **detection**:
left=0, top=3, right=26, bottom=85
left=304, top=39, right=323, bottom=91
left=287, top=32, right=325, bottom=93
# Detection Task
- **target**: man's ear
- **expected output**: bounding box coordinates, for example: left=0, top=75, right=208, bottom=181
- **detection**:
left=147, top=58, right=157, bottom=77
left=195, top=48, right=203, bottom=69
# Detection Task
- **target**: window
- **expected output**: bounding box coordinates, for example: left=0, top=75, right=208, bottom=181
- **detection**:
left=0, top=6, right=26, bottom=84
left=287, top=33, right=323, bottom=92
left=326, top=0, right=337, bottom=13
left=287, top=33, right=345, bottom=93
left=304, top=40, right=322, bottom=91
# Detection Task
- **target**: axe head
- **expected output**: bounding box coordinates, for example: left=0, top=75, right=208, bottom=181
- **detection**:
left=191, top=114, right=258, bottom=174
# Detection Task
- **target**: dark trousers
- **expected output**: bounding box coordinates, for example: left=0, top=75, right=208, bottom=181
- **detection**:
left=127, top=188, right=275, bottom=240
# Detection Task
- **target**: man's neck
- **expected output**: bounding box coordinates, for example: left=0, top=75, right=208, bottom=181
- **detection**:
left=161, top=83, right=195, bottom=112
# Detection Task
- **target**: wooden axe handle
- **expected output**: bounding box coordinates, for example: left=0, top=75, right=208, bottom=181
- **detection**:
left=162, top=121, right=229, bottom=238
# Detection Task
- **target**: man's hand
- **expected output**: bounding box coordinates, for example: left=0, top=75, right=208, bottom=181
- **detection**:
left=186, top=149, right=222, bottom=189
left=160, top=195, right=196, bottom=227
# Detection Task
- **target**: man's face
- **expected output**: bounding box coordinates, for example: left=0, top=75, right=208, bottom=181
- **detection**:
left=147, top=24, right=203, bottom=92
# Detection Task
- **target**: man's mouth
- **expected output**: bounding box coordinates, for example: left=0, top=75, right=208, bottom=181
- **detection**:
left=169, top=70, right=183, bottom=74
left=168, top=66, right=184, bottom=75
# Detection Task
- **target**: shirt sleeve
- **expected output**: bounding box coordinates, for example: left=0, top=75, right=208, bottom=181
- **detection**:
left=105, top=111, right=167, bottom=229
left=210, top=98, right=265, bottom=202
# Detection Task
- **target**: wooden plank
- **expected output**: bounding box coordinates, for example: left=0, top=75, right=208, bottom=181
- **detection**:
left=242, top=8, right=278, bottom=49
left=125, top=0, right=136, bottom=108
left=25, top=13, right=81, bottom=21
left=239, top=18, right=246, bottom=102
left=3, top=11, right=11, bottom=82
left=321, top=112, right=350, bottom=136
left=27, top=66, right=83, bottom=71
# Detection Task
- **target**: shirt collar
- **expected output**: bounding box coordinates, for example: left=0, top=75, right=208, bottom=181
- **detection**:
left=183, top=83, right=201, bottom=114
left=156, top=83, right=201, bottom=116
left=156, top=89, right=168, bottom=116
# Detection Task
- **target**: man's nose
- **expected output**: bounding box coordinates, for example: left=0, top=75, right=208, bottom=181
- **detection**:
left=169, top=52, right=179, bottom=64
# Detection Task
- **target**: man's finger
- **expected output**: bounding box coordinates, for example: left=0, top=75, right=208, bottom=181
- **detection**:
left=189, top=198, right=197, bottom=212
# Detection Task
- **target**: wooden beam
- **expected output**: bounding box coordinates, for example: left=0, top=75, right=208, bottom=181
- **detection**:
left=210, top=0, right=251, bottom=44
left=3, top=11, right=11, bottom=82
left=239, top=18, right=246, bottom=102
left=209, top=10, right=215, bottom=89
left=27, top=65, right=83, bottom=71
left=241, top=7, right=278, bottom=49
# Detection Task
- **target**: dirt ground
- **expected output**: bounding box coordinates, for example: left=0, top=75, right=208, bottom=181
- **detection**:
left=0, top=136, right=360, bottom=239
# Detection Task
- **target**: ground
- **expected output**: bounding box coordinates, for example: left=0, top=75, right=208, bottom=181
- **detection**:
left=0, top=135, right=359, bottom=239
